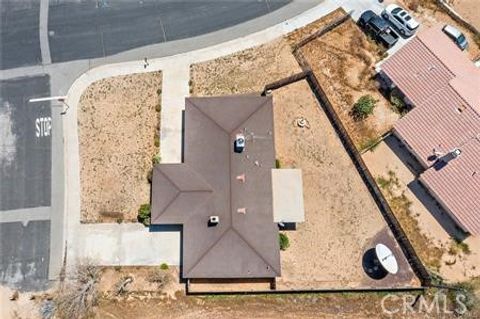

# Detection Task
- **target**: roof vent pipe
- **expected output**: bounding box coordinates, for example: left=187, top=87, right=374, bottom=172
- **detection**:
left=236, top=174, right=246, bottom=183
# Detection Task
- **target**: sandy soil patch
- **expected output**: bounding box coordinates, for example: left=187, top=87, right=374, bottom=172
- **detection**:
left=98, top=266, right=183, bottom=299
left=272, top=81, right=417, bottom=289
left=363, top=138, right=480, bottom=282
left=78, top=72, right=162, bottom=223
left=188, top=279, right=271, bottom=293
left=298, top=15, right=400, bottom=149
left=0, top=285, right=42, bottom=319
left=190, top=38, right=301, bottom=96
left=94, top=291, right=474, bottom=319
left=448, top=0, right=480, bottom=31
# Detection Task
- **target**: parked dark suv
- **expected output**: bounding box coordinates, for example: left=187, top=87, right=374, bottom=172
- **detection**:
left=358, top=10, right=399, bottom=48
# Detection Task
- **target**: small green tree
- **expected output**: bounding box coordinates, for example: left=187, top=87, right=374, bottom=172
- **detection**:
left=138, top=204, right=151, bottom=226
left=279, top=233, right=290, bottom=251
left=152, top=154, right=161, bottom=165
left=160, top=263, right=169, bottom=270
left=390, top=94, right=407, bottom=115
left=352, top=95, right=377, bottom=120
left=275, top=159, right=281, bottom=169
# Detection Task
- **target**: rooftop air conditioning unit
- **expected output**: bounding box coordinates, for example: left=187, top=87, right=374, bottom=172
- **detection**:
left=234, top=134, right=245, bottom=153
left=209, top=216, right=219, bottom=225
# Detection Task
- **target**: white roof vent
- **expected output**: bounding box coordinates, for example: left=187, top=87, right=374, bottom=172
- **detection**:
left=234, top=134, right=245, bottom=153
left=440, top=148, right=461, bottom=163
left=451, top=148, right=461, bottom=158
left=209, top=216, right=219, bottom=225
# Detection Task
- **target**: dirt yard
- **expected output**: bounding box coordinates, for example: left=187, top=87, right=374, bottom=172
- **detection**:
left=78, top=71, right=162, bottom=223
left=297, top=12, right=400, bottom=150
left=448, top=0, right=480, bottom=31
left=272, top=81, right=418, bottom=289
left=98, top=266, right=183, bottom=298
left=190, top=38, right=301, bottom=96
left=94, top=292, right=476, bottom=319
left=3, top=283, right=477, bottom=319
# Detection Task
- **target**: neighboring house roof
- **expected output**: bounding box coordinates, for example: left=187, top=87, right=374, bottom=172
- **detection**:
left=420, top=138, right=480, bottom=235
left=151, top=96, right=280, bottom=278
left=382, top=25, right=480, bottom=111
left=381, top=25, right=480, bottom=235
left=393, top=85, right=480, bottom=167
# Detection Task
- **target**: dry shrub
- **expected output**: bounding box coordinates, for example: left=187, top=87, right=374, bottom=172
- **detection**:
left=56, top=262, right=101, bottom=319
left=147, top=268, right=172, bottom=290
left=407, top=0, right=420, bottom=12
left=99, top=211, right=124, bottom=219
left=114, top=276, right=133, bottom=296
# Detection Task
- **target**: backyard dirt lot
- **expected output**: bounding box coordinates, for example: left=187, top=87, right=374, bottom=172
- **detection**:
left=298, top=13, right=400, bottom=150
left=78, top=72, right=162, bottom=223
left=273, top=81, right=417, bottom=289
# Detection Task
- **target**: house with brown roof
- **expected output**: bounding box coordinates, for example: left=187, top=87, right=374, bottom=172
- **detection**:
left=151, top=95, right=304, bottom=281
left=379, top=25, right=480, bottom=235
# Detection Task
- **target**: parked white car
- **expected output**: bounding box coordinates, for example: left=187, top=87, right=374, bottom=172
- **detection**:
left=381, top=4, right=419, bottom=37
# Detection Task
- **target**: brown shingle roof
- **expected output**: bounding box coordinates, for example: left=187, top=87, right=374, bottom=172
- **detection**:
left=381, top=25, right=480, bottom=235
left=151, top=96, right=280, bottom=278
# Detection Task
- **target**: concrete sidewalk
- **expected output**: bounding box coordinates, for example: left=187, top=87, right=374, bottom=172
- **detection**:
left=75, top=224, right=180, bottom=266
left=63, top=0, right=342, bottom=270
left=160, top=63, right=190, bottom=163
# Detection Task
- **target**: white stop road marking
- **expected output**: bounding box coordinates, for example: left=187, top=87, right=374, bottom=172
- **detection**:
left=35, top=117, right=52, bottom=138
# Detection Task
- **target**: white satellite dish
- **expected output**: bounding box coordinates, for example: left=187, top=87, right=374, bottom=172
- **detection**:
left=375, top=244, right=398, bottom=275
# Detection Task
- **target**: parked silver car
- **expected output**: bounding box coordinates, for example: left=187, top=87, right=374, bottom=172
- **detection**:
left=381, top=4, right=419, bottom=37
left=442, top=25, right=468, bottom=50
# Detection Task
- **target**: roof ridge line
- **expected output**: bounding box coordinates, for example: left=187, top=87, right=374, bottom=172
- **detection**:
left=189, top=99, right=230, bottom=134
left=447, top=81, right=480, bottom=116
left=416, top=36, right=456, bottom=78
left=183, top=227, right=232, bottom=276
left=231, top=227, right=280, bottom=275
left=231, top=97, right=270, bottom=134
left=159, top=164, right=214, bottom=192
left=182, top=189, right=213, bottom=193
left=151, top=191, right=180, bottom=224
left=156, top=165, right=182, bottom=193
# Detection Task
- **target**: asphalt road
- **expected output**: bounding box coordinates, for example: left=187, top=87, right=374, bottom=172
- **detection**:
left=1, top=0, right=291, bottom=69
left=0, top=75, right=51, bottom=211
left=0, top=221, right=51, bottom=291
left=0, top=0, right=42, bottom=69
